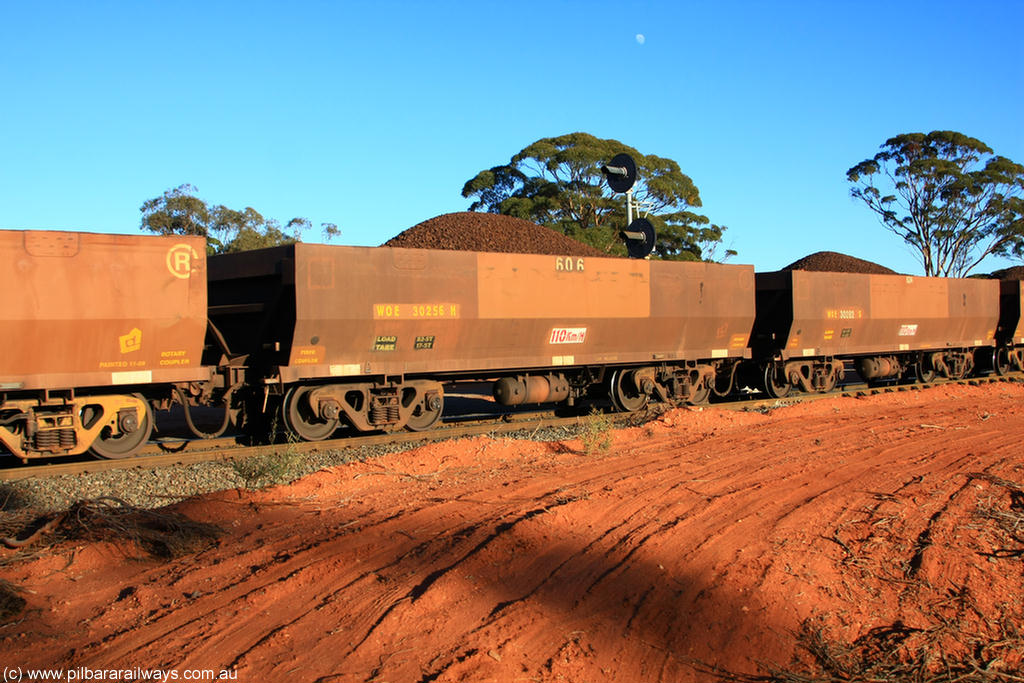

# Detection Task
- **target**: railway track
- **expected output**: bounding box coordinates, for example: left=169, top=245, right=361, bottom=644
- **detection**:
left=2, top=374, right=1020, bottom=482
left=0, top=409, right=566, bottom=482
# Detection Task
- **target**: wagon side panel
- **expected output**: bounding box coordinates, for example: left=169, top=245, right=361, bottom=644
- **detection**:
left=0, top=230, right=209, bottom=390
left=271, top=247, right=755, bottom=382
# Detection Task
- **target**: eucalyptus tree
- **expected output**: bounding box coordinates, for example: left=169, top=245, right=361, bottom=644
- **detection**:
left=140, top=184, right=339, bottom=254
left=847, top=131, right=1024, bottom=277
left=462, top=132, right=733, bottom=261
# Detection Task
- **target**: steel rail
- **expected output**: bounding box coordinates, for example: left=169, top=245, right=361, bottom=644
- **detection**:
left=2, top=374, right=1020, bottom=482
left=0, top=410, right=566, bottom=482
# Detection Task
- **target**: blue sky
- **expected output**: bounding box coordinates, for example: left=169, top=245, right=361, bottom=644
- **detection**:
left=2, top=0, right=1022, bottom=274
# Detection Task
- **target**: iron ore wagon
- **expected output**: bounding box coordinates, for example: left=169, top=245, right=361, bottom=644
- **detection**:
left=206, top=244, right=756, bottom=440
left=0, top=230, right=208, bottom=459
left=750, top=270, right=1000, bottom=396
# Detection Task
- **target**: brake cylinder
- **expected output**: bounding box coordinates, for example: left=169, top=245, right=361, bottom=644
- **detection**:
left=493, top=375, right=570, bottom=405
left=855, top=356, right=900, bottom=380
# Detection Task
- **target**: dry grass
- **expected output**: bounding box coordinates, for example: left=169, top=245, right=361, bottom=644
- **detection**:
left=971, top=472, right=1024, bottom=559
left=231, top=449, right=304, bottom=489
left=2, top=497, right=222, bottom=560
left=578, top=408, right=615, bottom=455
left=702, top=474, right=1024, bottom=683
left=778, top=613, right=1023, bottom=683
left=57, top=497, right=223, bottom=559
left=0, top=498, right=222, bottom=624
left=703, top=610, right=1024, bottom=682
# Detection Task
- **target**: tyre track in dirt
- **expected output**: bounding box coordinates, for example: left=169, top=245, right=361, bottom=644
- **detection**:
left=3, top=384, right=1023, bottom=682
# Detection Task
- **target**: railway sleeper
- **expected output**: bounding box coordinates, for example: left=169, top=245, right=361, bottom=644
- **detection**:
left=0, top=394, right=151, bottom=461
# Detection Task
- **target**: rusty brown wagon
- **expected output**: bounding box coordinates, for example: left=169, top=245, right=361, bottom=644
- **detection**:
left=6, top=227, right=1019, bottom=462
left=0, top=230, right=210, bottom=459
left=750, top=270, right=1000, bottom=396
left=207, top=244, right=756, bottom=440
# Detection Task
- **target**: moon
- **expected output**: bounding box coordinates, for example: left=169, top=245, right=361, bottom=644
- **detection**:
left=635, top=33, right=645, bottom=45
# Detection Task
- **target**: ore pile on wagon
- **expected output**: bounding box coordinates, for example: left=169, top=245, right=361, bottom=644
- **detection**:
left=991, top=265, right=1024, bottom=280
left=782, top=250, right=896, bottom=274
left=383, top=212, right=608, bottom=257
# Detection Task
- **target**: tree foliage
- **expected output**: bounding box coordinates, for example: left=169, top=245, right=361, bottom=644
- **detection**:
left=462, top=133, right=734, bottom=261
left=139, top=184, right=340, bottom=254
left=847, top=131, right=1024, bottom=277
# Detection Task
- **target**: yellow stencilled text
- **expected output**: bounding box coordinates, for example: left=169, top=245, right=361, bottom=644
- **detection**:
left=293, top=346, right=323, bottom=365
left=825, top=308, right=862, bottom=320
left=100, top=360, right=147, bottom=368
left=556, top=257, right=585, bottom=272
left=159, top=350, right=192, bottom=367
left=374, top=303, right=460, bottom=319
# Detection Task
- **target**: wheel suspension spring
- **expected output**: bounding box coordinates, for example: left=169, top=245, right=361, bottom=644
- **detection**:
left=370, top=401, right=400, bottom=425
left=34, top=430, right=60, bottom=449
left=34, top=428, right=76, bottom=450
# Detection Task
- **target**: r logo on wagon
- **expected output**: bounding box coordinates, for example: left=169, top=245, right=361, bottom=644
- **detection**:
left=549, top=327, right=587, bottom=344
left=166, top=244, right=198, bottom=279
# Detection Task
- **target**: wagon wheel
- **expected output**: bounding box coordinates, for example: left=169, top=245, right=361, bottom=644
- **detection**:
left=915, top=360, right=936, bottom=384
left=608, top=369, right=648, bottom=412
left=406, top=390, right=444, bottom=432
left=86, top=395, right=154, bottom=459
left=763, top=363, right=791, bottom=399
left=687, top=378, right=711, bottom=405
left=994, top=347, right=1012, bottom=376
left=282, top=386, right=339, bottom=441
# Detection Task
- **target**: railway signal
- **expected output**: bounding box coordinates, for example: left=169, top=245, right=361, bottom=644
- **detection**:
left=620, top=217, right=656, bottom=259
left=602, top=153, right=655, bottom=259
left=601, top=153, right=637, bottom=194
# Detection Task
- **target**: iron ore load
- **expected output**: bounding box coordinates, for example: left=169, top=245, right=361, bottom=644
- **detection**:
left=1, top=220, right=1023, bottom=462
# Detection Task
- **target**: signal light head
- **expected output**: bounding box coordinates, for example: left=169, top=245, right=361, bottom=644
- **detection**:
left=620, top=218, right=655, bottom=259
left=602, top=153, right=637, bottom=193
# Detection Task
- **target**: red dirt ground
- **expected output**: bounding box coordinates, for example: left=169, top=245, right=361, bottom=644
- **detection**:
left=3, top=384, right=1024, bottom=681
